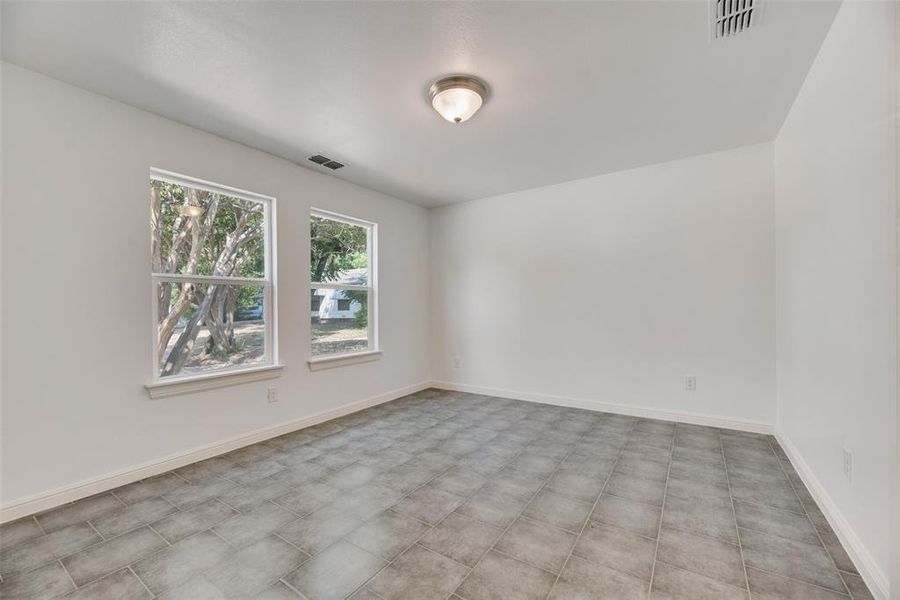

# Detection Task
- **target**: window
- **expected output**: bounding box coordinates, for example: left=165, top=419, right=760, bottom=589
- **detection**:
left=311, top=293, right=324, bottom=312
left=150, top=170, right=276, bottom=381
left=310, top=209, right=376, bottom=359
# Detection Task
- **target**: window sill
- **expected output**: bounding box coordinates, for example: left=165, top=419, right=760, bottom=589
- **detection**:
left=308, top=350, right=382, bottom=371
left=145, top=364, right=284, bottom=399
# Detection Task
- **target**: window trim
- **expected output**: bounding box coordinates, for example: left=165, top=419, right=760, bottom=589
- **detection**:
left=147, top=169, right=279, bottom=393
left=308, top=208, right=379, bottom=367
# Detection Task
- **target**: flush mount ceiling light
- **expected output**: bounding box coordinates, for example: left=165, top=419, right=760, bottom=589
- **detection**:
left=429, top=75, right=488, bottom=124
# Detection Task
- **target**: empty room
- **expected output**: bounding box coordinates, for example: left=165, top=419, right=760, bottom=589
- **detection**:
left=1, top=1, right=897, bottom=599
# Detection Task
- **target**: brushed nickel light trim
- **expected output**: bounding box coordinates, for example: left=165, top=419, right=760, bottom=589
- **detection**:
left=429, top=75, right=488, bottom=124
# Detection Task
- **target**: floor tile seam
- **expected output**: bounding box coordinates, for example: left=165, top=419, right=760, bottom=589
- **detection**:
left=654, top=558, right=750, bottom=593
left=59, top=558, right=79, bottom=593
left=720, top=428, right=752, bottom=598
left=335, top=454, right=482, bottom=599
left=448, top=425, right=597, bottom=600
left=645, top=422, right=677, bottom=599
left=735, top=523, right=838, bottom=549
left=62, top=524, right=180, bottom=591
left=743, top=564, right=853, bottom=598
left=730, top=496, right=813, bottom=518
left=768, top=441, right=856, bottom=596
left=128, top=565, right=157, bottom=599
left=542, top=419, right=639, bottom=600
left=655, top=509, right=747, bottom=544
left=488, top=545, right=561, bottom=577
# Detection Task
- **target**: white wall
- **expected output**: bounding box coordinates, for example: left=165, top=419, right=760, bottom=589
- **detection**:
left=0, top=63, right=430, bottom=507
left=773, top=1, right=898, bottom=596
left=429, top=143, right=776, bottom=429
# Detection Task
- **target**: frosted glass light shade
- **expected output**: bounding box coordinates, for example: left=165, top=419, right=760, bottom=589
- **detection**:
left=429, top=76, right=487, bottom=124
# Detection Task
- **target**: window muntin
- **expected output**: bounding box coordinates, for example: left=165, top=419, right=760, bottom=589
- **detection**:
left=310, top=210, right=376, bottom=358
left=151, top=170, right=275, bottom=380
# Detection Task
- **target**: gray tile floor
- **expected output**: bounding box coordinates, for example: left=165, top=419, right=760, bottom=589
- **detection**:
left=0, top=389, right=873, bottom=599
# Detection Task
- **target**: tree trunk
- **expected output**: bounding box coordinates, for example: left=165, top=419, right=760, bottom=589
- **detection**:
left=204, top=291, right=230, bottom=355
left=161, top=285, right=219, bottom=376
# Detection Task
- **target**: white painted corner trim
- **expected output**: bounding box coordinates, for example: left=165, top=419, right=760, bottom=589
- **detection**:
left=145, top=364, right=284, bottom=399
left=1, top=380, right=430, bottom=523
left=775, top=428, right=890, bottom=600
left=430, top=380, right=774, bottom=434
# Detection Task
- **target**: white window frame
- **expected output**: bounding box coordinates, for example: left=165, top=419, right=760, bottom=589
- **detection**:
left=308, top=208, right=380, bottom=370
left=146, top=169, right=280, bottom=397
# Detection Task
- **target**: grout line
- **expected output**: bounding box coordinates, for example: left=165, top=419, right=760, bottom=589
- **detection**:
left=59, top=559, right=78, bottom=591
left=146, top=523, right=171, bottom=547
left=32, top=515, right=47, bottom=536
left=86, top=520, right=106, bottom=542
left=543, top=417, right=640, bottom=600
left=720, top=426, right=753, bottom=598
left=768, top=439, right=859, bottom=599
left=645, top=425, right=676, bottom=599
left=128, top=565, right=157, bottom=598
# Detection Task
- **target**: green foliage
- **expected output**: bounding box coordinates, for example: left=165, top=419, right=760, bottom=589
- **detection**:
left=310, top=216, right=367, bottom=283
left=343, top=290, right=368, bottom=328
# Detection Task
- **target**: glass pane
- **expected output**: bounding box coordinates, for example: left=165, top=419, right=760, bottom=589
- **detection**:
left=310, top=215, right=368, bottom=285
left=157, top=281, right=267, bottom=377
left=151, top=179, right=265, bottom=279
left=311, top=288, right=369, bottom=357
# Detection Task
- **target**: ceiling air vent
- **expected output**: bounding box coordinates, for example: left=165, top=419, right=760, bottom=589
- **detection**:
left=712, top=0, right=758, bottom=39
left=307, top=154, right=346, bottom=171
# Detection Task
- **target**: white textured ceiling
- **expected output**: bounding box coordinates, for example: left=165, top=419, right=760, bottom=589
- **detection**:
left=1, top=1, right=839, bottom=207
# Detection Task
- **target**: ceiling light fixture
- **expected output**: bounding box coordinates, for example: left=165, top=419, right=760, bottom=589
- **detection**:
left=429, top=75, right=488, bottom=124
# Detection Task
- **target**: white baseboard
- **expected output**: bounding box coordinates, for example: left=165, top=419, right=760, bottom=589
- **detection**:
left=430, top=380, right=773, bottom=434
left=0, top=380, right=431, bottom=524
left=775, top=428, right=890, bottom=600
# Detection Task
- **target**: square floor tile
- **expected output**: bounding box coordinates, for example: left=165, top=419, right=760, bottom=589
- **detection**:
left=739, top=528, right=847, bottom=594
left=456, top=550, right=556, bottom=600
left=1, top=523, right=101, bottom=577
left=494, top=517, right=575, bottom=574
left=0, top=560, right=75, bottom=599
left=591, top=494, right=661, bottom=539
left=661, top=495, right=738, bottom=544
left=150, top=499, right=237, bottom=544
left=64, top=568, right=153, bottom=600
left=63, top=526, right=167, bottom=586
left=650, top=562, right=748, bottom=599
left=604, top=473, right=666, bottom=506
left=283, top=539, right=385, bottom=600
left=419, top=512, right=501, bottom=567
left=367, top=544, right=469, bottom=600
left=656, top=526, right=746, bottom=589
left=203, top=535, right=308, bottom=597
left=572, top=521, right=656, bottom=580
left=549, top=555, right=648, bottom=600
left=131, top=530, right=230, bottom=594
left=523, top=490, right=592, bottom=533
left=345, top=510, right=431, bottom=560
left=91, top=497, right=178, bottom=539
left=733, top=500, right=819, bottom=546
left=391, top=486, right=465, bottom=525
left=746, top=567, right=849, bottom=600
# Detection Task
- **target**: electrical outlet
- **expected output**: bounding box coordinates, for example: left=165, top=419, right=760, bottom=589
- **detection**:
left=684, top=375, right=697, bottom=391
left=453, top=357, right=462, bottom=369
left=267, top=386, right=279, bottom=404
left=843, top=448, right=852, bottom=481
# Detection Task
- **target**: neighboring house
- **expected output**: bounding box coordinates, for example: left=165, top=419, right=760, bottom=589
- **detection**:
left=311, top=268, right=365, bottom=319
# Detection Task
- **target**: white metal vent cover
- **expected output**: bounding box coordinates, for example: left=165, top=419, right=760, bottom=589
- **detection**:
left=711, top=0, right=761, bottom=39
